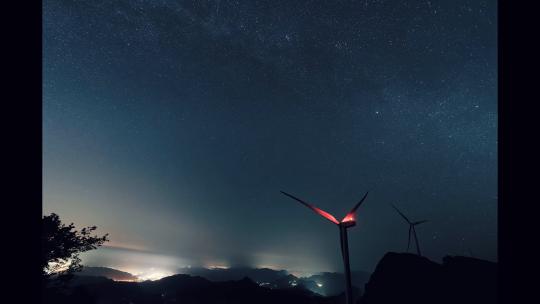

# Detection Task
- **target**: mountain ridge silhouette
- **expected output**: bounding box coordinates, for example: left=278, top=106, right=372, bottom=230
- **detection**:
left=45, top=253, right=496, bottom=304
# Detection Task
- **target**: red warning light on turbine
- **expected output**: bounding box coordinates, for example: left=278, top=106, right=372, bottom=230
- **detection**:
left=341, top=213, right=355, bottom=223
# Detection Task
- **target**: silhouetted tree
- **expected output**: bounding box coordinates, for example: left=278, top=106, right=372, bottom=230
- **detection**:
left=42, top=213, right=109, bottom=281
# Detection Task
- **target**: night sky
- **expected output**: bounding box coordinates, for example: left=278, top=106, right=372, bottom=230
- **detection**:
left=43, top=0, right=497, bottom=279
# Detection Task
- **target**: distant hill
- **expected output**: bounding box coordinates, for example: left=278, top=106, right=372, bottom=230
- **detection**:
left=177, top=266, right=370, bottom=296
left=76, top=266, right=139, bottom=282
left=44, top=273, right=343, bottom=304
left=303, top=271, right=371, bottom=296
left=359, top=252, right=497, bottom=304
left=67, top=265, right=370, bottom=297
left=177, top=266, right=289, bottom=283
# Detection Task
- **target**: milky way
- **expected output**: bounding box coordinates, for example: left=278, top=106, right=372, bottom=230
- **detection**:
left=43, top=0, right=497, bottom=274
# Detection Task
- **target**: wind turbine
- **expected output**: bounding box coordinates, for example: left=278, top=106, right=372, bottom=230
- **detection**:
left=280, top=190, right=369, bottom=304
left=391, top=204, right=428, bottom=256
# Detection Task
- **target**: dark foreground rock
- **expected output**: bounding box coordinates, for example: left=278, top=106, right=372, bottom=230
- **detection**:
left=359, top=252, right=497, bottom=304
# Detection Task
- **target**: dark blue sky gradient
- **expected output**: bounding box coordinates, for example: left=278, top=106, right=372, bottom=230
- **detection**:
left=43, top=0, right=497, bottom=275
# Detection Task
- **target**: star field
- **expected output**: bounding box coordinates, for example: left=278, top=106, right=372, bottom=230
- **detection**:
left=43, top=0, right=497, bottom=274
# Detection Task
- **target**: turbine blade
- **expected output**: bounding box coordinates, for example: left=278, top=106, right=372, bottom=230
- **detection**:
left=341, top=191, right=369, bottom=222
left=413, top=220, right=429, bottom=225
left=391, top=204, right=411, bottom=224
left=280, top=191, right=340, bottom=224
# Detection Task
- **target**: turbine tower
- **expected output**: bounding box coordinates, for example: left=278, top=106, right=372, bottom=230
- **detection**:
left=391, top=204, right=428, bottom=256
left=281, top=190, right=369, bottom=304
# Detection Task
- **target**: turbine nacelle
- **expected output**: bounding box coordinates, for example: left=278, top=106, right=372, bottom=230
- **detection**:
left=340, top=213, right=357, bottom=227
